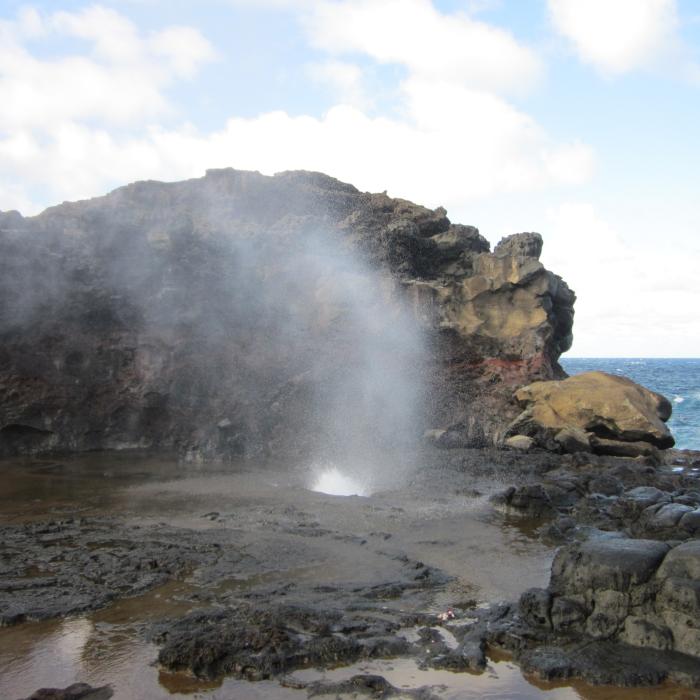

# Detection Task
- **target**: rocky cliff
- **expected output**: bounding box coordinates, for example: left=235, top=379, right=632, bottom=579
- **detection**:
left=0, top=168, right=575, bottom=459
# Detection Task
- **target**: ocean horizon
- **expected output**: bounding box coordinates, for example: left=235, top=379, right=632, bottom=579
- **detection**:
left=560, top=357, right=700, bottom=451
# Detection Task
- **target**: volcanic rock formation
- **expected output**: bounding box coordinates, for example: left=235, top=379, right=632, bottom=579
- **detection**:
left=0, top=168, right=575, bottom=459
left=511, top=537, right=700, bottom=679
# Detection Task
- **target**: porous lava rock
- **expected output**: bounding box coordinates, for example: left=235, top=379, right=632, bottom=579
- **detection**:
left=0, top=518, right=230, bottom=625
left=0, top=169, right=575, bottom=458
left=523, top=537, right=700, bottom=662
left=460, top=535, right=700, bottom=688
left=507, top=371, right=674, bottom=456
left=18, top=684, right=113, bottom=700
left=492, top=448, right=700, bottom=541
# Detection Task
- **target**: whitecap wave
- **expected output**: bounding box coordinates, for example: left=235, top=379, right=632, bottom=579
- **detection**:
left=674, top=396, right=685, bottom=404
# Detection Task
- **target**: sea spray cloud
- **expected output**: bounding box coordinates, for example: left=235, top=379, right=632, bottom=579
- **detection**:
left=293, top=234, right=427, bottom=488
left=197, top=226, right=428, bottom=485
left=0, top=184, right=428, bottom=480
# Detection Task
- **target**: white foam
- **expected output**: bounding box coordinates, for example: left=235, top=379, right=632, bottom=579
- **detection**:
left=310, top=465, right=370, bottom=497
left=674, top=396, right=685, bottom=403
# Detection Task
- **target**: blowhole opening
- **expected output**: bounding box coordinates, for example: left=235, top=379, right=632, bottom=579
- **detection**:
left=309, top=464, right=371, bottom=497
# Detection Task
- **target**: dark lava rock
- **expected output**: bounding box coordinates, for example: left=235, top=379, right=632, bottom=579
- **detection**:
left=481, top=536, right=700, bottom=687
left=306, top=674, right=438, bottom=699
left=492, top=450, right=700, bottom=543
left=518, top=587, right=552, bottom=629
left=491, top=484, right=555, bottom=517
left=550, top=537, right=671, bottom=593
left=18, top=684, right=113, bottom=700
left=0, top=518, right=229, bottom=624
left=153, top=604, right=413, bottom=681
left=518, top=640, right=700, bottom=687
left=0, top=169, right=574, bottom=459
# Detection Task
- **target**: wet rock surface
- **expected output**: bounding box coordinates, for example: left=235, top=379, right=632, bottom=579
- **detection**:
left=303, top=673, right=438, bottom=699
left=481, top=448, right=700, bottom=689
left=18, top=684, right=113, bottom=700
left=462, top=536, right=700, bottom=687
left=153, top=604, right=424, bottom=681
left=0, top=518, right=232, bottom=625
left=4, top=449, right=700, bottom=697
left=493, top=448, right=700, bottom=542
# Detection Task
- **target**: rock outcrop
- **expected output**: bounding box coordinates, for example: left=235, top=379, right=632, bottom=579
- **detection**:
left=454, top=517, right=700, bottom=688
left=0, top=168, right=574, bottom=459
left=546, top=538, right=700, bottom=656
left=481, top=444, right=700, bottom=686
left=493, top=447, right=700, bottom=541
left=507, top=371, right=674, bottom=456
left=514, top=537, right=700, bottom=673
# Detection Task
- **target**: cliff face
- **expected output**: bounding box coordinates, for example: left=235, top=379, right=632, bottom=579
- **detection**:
left=0, top=168, right=574, bottom=459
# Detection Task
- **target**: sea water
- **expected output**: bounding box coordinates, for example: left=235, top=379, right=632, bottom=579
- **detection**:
left=560, top=358, right=700, bottom=450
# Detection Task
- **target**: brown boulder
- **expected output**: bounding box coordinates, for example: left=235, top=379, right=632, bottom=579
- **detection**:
left=510, top=371, right=674, bottom=453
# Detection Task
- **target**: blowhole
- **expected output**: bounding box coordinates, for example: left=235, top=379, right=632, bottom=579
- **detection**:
left=309, top=465, right=371, bottom=497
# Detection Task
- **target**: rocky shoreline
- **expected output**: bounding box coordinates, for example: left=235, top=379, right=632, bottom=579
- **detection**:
left=1, top=170, right=697, bottom=697
left=4, top=446, right=699, bottom=699
left=481, top=448, right=700, bottom=688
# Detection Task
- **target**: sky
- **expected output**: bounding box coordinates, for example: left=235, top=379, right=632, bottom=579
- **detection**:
left=0, top=0, right=698, bottom=357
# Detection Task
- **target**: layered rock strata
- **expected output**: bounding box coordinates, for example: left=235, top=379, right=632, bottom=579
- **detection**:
left=0, top=169, right=575, bottom=458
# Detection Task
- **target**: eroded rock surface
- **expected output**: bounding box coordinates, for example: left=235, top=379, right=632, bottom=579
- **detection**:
left=305, top=674, right=438, bottom=699
left=511, top=536, right=700, bottom=678
left=447, top=534, right=700, bottom=689
left=507, top=371, right=674, bottom=456
left=481, top=447, right=700, bottom=688
left=153, top=604, right=413, bottom=681
left=0, top=169, right=574, bottom=458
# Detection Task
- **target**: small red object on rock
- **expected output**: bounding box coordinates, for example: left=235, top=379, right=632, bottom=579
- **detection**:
left=437, top=607, right=455, bottom=621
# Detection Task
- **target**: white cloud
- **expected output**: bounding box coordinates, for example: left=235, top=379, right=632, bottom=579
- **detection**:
left=224, top=0, right=317, bottom=7
left=306, top=0, right=542, bottom=95
left=0, top=6, right=216, bottom=131
left=542, top=202, right=700, bottom=357
left=0, top=2, right=593, bottom=215
left=308, top=60, right=370, bottom=109
left=151, top=26, right=217, bottom=78
left=15, top=7, right=44, bottom=37
left=0, top=97, right=594, bottom=213
left=548, top=0, right=679, bottom=75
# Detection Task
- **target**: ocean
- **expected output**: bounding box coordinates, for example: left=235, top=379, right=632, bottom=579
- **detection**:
left=560, top=358, right=700, bottom=451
